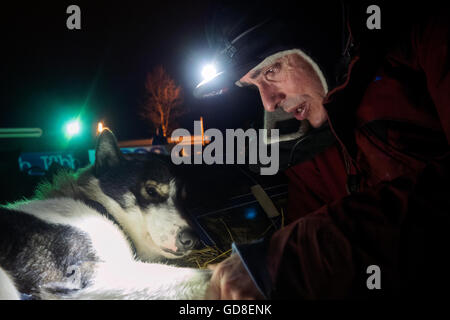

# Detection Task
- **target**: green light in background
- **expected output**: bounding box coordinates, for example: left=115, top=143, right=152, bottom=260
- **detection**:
left=64, top=119, right=81, bottom=138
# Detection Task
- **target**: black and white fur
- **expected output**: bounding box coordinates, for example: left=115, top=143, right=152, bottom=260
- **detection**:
left=0, top=129, right=210, bottom=299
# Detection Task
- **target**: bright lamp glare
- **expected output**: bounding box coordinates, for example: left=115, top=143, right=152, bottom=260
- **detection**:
left=65, top=120, right=80, bottom=137
left=201, top=64, right=217, bottom=81
left=97, top=122, right=104, bottom=134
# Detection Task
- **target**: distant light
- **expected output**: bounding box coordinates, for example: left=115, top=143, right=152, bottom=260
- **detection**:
left=97, top=122, right=104, bottom=134
left=201, top=64, right=217, bottom=81
left=65, top=120, right=80, bottom=137
left=244, top=208, right=258, bottom=220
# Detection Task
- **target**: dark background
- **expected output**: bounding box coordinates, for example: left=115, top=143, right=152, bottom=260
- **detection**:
left=0, top=0, right=263, bottom=152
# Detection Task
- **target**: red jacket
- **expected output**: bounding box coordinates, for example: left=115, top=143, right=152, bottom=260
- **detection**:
left=266, top=10, right=450, bottom=299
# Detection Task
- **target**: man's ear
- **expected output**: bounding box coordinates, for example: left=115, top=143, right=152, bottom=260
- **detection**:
left=94, top=129, right=123, bottom=176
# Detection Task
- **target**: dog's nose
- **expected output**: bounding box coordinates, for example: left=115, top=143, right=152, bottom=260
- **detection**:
left=176, top=228, right=198, bottom=251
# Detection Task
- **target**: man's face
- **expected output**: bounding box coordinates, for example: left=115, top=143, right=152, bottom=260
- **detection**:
left=238, top=53, right=328, bottom=128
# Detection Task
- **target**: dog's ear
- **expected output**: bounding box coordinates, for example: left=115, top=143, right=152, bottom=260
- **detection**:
left=95, top=129, right=123, bottom=176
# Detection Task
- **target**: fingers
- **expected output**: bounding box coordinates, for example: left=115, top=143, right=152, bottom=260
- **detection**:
left=205, top=282, right=220, bottom=300
left=205, top=265, right=221, bottom=299
left=204, top=255, right=264, bottom=300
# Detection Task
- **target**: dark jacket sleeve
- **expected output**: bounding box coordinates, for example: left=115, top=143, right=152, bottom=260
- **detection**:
left=266, top=160, right=450, bottom=299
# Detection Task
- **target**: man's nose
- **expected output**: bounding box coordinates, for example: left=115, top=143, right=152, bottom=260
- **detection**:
left=259, top=85, right=285, bottom=112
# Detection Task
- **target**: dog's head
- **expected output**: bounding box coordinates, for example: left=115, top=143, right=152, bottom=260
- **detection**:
left=87, top=129, right=199, bottom=261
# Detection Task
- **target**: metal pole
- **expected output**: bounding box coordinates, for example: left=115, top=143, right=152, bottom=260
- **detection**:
left=200, top=117, right=205, bottom=146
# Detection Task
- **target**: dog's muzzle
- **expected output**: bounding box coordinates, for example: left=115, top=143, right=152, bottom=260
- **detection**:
left=176, top=228, right=199, bottom=251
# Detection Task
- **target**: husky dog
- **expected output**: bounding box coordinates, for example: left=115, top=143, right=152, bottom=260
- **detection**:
left=0, top=129, right=211, bottom=299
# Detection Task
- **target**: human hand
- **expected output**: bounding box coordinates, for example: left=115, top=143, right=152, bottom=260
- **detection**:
left=205, top=253, right=265, bottom=300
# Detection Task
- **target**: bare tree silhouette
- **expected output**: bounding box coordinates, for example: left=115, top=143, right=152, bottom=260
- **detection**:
left=141, top=66, right=185, bottom=137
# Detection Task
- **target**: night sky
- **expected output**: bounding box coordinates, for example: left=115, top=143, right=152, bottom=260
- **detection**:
left=1, top=1, right=262, bottom=151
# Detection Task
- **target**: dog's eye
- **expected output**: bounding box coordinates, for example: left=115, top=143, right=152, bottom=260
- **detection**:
left=145, top=186, right=159, bottom=197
